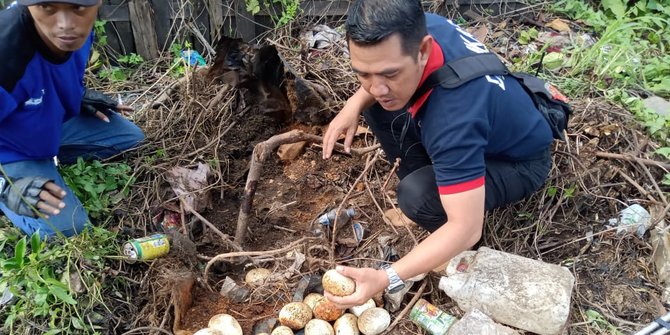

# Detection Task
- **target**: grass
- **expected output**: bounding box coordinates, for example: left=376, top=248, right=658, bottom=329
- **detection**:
left=0, top=159, right=135, bottom=334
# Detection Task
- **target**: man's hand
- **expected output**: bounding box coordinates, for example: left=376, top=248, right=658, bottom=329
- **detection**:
left=81, top=89, right=134, bottom=122
left=322, top=105, right=361, bottom=159
left=322, top=87, right=376, bottom=159
left=0, top=177, right=66, bottom=218
left=323, top=265, right=388, bottom=309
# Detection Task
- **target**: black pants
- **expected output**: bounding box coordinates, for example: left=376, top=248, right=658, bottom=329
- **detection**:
left=364, top=104, right=552, bottom=232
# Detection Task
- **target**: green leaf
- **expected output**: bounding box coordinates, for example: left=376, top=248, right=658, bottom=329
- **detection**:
left=14, top=236, right=26, bottom=268
left=71, top=316, right=86, bottom=330
left=656, top=147, right=670, bottom=159
left=50, top=286, right=77, bottom=305
left=602, top=0, right=627, bottom=18
left=30, top=232, right=42, bottom=256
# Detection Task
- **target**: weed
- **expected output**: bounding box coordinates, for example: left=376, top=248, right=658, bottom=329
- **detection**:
left=0, top=224, right=120, bottom=334
left=59, top=158, right=135, bottom=221
left=245, top=0, right=302, bottom=26
left=93, top=20, right=108, bottom=48
left=118, top=53, right=144, bottom=67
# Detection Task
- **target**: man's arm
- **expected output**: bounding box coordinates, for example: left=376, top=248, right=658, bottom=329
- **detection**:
left=393, top=185, right=485, bottom=279
left=322, top=86, right=376, bottom=159
left=325, top=185, right=485, bottom=308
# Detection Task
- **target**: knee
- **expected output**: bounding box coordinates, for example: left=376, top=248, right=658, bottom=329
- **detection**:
left=397, top=166, right=447, bottom=232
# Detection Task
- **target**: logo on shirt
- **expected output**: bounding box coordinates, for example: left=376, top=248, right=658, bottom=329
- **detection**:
left=24, top=90, right=45, bottom=107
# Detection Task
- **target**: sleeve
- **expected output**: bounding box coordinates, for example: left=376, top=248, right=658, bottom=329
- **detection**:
left=420, top=78, right=492, bottom=195
left=0, top=87, right=18, bottom=124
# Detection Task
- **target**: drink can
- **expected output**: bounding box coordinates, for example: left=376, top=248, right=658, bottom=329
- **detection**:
left=409, top=299, right=457, bottom=335
left=123, top=234, right=170, bottom=263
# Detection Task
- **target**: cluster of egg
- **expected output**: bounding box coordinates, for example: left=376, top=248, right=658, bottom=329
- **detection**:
left=191, top=269, right=391, bottom=335
left=273, top=270, right=391, bottom=335
left=192, top=314, right=244, bottom=335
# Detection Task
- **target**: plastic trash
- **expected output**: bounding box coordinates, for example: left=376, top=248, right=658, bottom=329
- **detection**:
left=317, top=207, right=355, bottom=226
left=439, top=247, right=574, bottom=335
left=608, top=204, right=652, bottom=237
left=447, top=308, right=519, bottom=335
left=180, top=50, right=206, bottom=67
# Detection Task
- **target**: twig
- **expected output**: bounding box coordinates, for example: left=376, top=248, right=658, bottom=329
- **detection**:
left=120, top=327, right=173, bottom=335
left=180, top=198, right=243, bottom=252
left=235, top=129, right=380, bottom=243
left=613, top=167, right=658, bottom=204
left=596, top=152, right=670, bottom=170
left=636, top=158, right=669, bottom=206
left=382, top=158, right=401, bottom=191
left=331, top=152, right=380, bottom=263
left=204, top=237, right=315, bottom=282
left=384, top=279, right=428, bottom=334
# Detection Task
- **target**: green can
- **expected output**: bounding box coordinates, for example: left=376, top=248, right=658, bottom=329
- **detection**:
left=123, top=234, right=170, bottom=263
left=409, top=299, right=457, bottom=335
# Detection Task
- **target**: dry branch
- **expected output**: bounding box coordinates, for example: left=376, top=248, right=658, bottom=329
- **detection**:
left=203, top=237, right=316, bottom=282
left=596, top=151, right=670, bottom=170
left=235, top=129, right=380, bottom=243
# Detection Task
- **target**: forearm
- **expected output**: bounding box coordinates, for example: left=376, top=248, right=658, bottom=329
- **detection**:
left=392, top=218, right=482, bottom=281
left=392, top=187, right=485, bottom=281
left=345, top=86, right=376, bottom=114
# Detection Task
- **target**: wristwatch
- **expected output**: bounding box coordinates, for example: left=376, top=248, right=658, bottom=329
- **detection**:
left=381, top=263, right=405, bottom=294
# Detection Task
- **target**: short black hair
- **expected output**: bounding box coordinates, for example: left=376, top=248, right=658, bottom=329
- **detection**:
left=345, top=0, right=427, bottom=57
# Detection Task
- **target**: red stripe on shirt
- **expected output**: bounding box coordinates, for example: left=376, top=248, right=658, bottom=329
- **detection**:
left=408, top=38, right=445, bottom=117
left=438, top=176, right=485, bottom=195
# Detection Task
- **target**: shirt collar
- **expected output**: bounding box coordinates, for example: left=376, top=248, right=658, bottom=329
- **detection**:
left=408, top=38, right=444, bottom=117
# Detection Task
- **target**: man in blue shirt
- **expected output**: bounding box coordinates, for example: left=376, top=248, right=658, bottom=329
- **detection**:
left=322, top=0, right=554, bottom=306
left=0, top=0, right=144, bottom=238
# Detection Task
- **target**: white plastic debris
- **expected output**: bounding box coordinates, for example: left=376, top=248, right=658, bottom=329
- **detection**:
left=608, top=204, right=652, bottom=237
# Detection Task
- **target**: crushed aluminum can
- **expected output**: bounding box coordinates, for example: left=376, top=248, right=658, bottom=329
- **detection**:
left=123, top=234, right=170, bottom=263
left=409, top=299, right=458, bottom=335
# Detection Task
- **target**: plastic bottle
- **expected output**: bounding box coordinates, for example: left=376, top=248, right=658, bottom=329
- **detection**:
left=447, top=308, right=519, bottom=335
left=317, top=207, right=355, bottom=226
left=438, top=247, right=575, bottom=335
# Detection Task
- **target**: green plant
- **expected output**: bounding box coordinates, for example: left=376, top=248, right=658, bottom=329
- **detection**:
left=98, top=66, right=127, bottom=81
left=117, top=53, right=144, bottom=67
left=93, top=20, right=108, bottom=47
left=245, top=0, right=302, bottom=26
left=0, top=226, right=119, bottom=334
left=59, top=158, right=135, bottom=221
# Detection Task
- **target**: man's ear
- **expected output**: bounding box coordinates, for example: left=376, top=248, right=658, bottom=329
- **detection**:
left=418, top=35, right=433, bottom=66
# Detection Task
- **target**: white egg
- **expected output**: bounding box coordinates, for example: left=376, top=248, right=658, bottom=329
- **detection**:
left=304, top=319, right=335, bottom=335
left=303, top=293, right=324, bottom=310
left=207, top=314, right=242, bottom=335
left=357, top=308, right=390, bottom=335
left=193, top=328, right=224, bottom=335
left=245, top=268, right=272, bottom=286
left=271, top=325, right=295, bottom=335
left=278, top=302, right=313, bottom=330
left=334, top=313, right=359, bottom=335
left=348, top=299, right=376, bottom=317
left=322, top=269, right=356, bottom=296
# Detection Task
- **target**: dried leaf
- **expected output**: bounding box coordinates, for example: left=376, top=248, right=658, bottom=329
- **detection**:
left=546, top=19, right=571, bottom=32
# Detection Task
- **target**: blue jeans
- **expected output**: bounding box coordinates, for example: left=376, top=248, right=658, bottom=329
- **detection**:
left=0, top=113, right=144, bottom=238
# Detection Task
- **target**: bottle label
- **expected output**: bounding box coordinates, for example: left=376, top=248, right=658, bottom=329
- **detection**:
left=409, top=299, right=457, bottom=335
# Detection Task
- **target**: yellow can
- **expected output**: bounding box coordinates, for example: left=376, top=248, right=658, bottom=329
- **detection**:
left=123, top=234, right=170, bottom=263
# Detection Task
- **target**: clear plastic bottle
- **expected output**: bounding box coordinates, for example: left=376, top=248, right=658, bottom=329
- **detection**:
left=438, top=247, right=575, bottom=335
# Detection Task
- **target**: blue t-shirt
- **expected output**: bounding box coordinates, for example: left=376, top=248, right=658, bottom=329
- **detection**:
left=410, top=13, right=553, bottom=195
left=0, top=4, right=92, bottom=164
